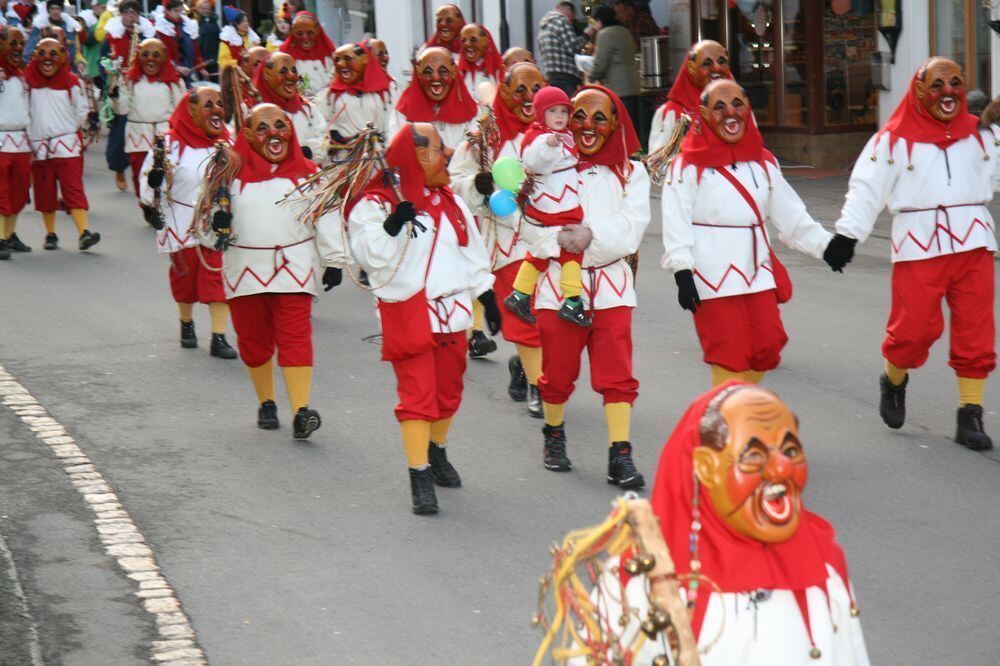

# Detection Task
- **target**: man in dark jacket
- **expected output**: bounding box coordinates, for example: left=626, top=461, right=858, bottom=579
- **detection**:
left=195, top=0, right=220, bottom=80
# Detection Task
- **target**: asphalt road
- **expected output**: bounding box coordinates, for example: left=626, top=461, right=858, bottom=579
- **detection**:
left=0, top=151, right=998, bottom=665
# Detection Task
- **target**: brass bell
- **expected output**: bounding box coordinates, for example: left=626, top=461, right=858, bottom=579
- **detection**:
left=647, top=606, right=672, bottom=632
left=809, top=647, right=822, bottom=659
left=652, top=655, right=670, bottom=666
left=531, top=613, right=542, bottom=626
left=850, top=605, right=860, bottom=618
left=623, top=557, right=642, bottom=575
left=640, top=619, right=659, bottom=640
left=637, top=553, right=657, bottom=572
left=618, top=614, right=629, bottom=627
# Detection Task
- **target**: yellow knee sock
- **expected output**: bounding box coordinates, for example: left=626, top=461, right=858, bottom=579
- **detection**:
left=430, top=417, right=453, bottom=445
left=42, top=212, right=57, bottom=234
left=2, top=214, right=14, bottom=239
left=560, top=260, right=582, bottom=299
left=513, top=260, right=542, bottom=295
left=69, top=208, right=88, bottom=235
left=281, top=366, right=312, bottom=412
left=744, top=371, right=766, bottom=384
left=604, top=402, right=631, bottom=443
left=543, top=402, right=566, bottom=427
left=517, top=344, right=543, bottom=385
left=246, top=359, right=275, bottom=404
left=209, top=302, right=229, bottom=335
left=957, top=377, right=985, bottom=406
left=471, top=299, right=485, bottom=333
left=885, top=360, right=908, bottom=387
left=711, top=364, right=745, bottom=387
left=177, top=302, right=194, bottom=322
left=401, top=419, right=432, bottom=468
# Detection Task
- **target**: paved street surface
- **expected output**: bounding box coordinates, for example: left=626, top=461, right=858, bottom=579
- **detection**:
left=1, top=149, right=998, bottom=665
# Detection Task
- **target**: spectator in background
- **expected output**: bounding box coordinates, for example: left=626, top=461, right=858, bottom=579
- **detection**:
left=614, top=0, right=659, bottom=48
left=588, top=4, right=640, bottom=132
left=196, top=0, right=220, bottom=80
left=537, top=1, right=593, bottom=98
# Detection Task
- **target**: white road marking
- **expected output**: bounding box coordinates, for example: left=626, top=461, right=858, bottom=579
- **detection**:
left=0, top=364, right=206, bottom=665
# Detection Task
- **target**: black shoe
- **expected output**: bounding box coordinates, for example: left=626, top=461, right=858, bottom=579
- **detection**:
left=78, top=230, right=101, bottom=251
left=257, top=400, right=279, bottom=430
left=558, top=298, right=591, bottom=327
left=608, top=441, right=645, bottom=489
left=428, top=442, right=462, bottom=487
left=43, top=233, right=58, bottom=250
left=503, top=291, right=537, bottom=324
left=956, top=404, right=993, bottom=450
left=468, top=330, right=497, bottom=359
left=210, top=333, right=237, bottom=359
left=543, top=423, right=572, bottom=471
left=409, top=467, right=439, bottom=515
left=7, top=234, right=31, bottom=252
left=0, top=240, right=9, bottom=260
left=527, top=385, right=543, bottom=419
left=180, top=321, right=198, bottom=349
left=507, top=355, right=528, bottom=401
left=358, top=269, right=370, bottom=287
left=878, top=373, right=907, bottom=429
left=292, top=406, right=321, bottom=439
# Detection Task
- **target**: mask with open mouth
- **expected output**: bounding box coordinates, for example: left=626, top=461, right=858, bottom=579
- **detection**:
left=915, top=57, right=966, bottom=123
left=188, top=86, right=226, bottom=138
left=499, top=62, right=545, bottom=124
left=244, top=103, right=293, bottom=163
left=368, top=38, right=389, bottom=72
left=686, top=39, right=731, bottom=90
left=241, top=45, right=269, bottom=78
left=416, top=47, right=456, bottom=103
left=290, top=15, right=318, bottom=52
left=333, top=43, right=368, bottom=86
left=700, top=79, right=751, bottom=145
left=32, top=37, right=67, bottom=79
left=137, top=38, right=167, bottom=79
left=434, top=3, right=464, bottom=46
left=263, top=52, right=300, bottom=101
left=459, top=23, right=488, bottom=65
left=0, top=27, right=26, bottom=70
left=569, top=88, right=619, bottom=156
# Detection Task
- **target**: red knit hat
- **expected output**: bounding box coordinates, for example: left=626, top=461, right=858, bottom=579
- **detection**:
left=532, top=85, right=571, bottom=119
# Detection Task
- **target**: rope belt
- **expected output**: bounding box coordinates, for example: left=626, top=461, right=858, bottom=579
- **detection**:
left=585, top=258, right=622, bottom=313
left=692, top=221, right=763, bottom=280
left=234, top=236, right=315, bottom=273
left=897, top=202, right=988, bottom=254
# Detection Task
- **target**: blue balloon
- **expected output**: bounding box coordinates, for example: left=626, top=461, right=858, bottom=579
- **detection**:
left=489, top=189, right=518, bottom=217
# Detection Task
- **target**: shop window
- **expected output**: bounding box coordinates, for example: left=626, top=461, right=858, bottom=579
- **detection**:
left=823, top=2, right=877, bottom=126
left=931, top=0, right=992, bottom=96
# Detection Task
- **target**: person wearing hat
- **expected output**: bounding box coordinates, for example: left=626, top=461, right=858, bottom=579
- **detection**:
left=217, top=6, right=259, bottom=70
left=424, top=3, right=464, bottom=59
left=251, top=50, right=324, bottom=159
left=316, top=41, right=392, bottom=160
left=456, top=22, right=501, bottom=104
left=26, top=0, right=85, bottom=70
left=278, top=11, right=334, bottom=97
left=0, top=24, right=31, bottom=259
left=154, top=0, right=204, bottom=82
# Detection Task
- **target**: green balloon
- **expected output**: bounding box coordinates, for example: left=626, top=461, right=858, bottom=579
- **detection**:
left=492, top=156, right=526, bottom=192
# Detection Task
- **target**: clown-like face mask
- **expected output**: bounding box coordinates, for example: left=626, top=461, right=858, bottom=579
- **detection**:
left=700, top=80, right=750, bottom=145
left=693, top=387, right=809, bottom=544
left=412, top=122, right=453, bottom=188
left=686, top=40, right=731, bottom=90
left=368, top=38, right=389, bottom=71
left=502, top=46, right=534, bottom=68
left=241, top=45, right=269, bottom=77
left=434, top=4, right=464, bottom=44
left=334, top=43, right=368, bottom=86
left=263, top=52, right=300, bottom=101
left=417, top=47, right=456, bottom=103
left=499, top=62, right=545, bottom=124
left=33, top=38, right=66, bottom=78
left=244, top=104, right=293, bottom=163
left=189, top=86, right=226, bottom=138
left=570, top=88, right=618, bottom=155
left=0, top=27, right=25, bottom=69
left=459, top=24, right=488, bottom=64
left=916, top=57, right=965, bottom=123
left=138, top=38, right=167, bottom=78
left=291, top=15, right=318, bottom=51
left=41, top=25, right=67, bottom=44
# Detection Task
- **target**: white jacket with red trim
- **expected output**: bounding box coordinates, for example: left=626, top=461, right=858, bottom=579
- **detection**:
left=462, top=70, right=499, bottom=104
left=296, top=56, right=334, bottom=98
left=316, top=88, right=392, bottom=137
left=661, top=159, right=832, bottom=301
left=114, top=78, right=186, bottom=154
left=835, top=127, right=1000, bottom=263
left=521, top=129, right=581, bottom=221
left=28, top=82, right=88, bottom=159
left=647, top=104, right=681, bottom=154
left=521, top=161, right=650, bottom=311
left=0, top=75, right=30, bottom=154
left=386, top=108, right=472, bottom=150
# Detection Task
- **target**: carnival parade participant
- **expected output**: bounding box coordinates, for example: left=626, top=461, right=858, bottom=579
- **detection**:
left=647, top=39, right=732, bottom=154
left=833, top=57, right=1000, bottom=449
left=424, top=3, right=464, bottom=58
left=519, top=85, right=647, bottom=486
left=661, top=80, right=841, bottom=387
left=0, top=24, right=31, bottom=259
left=265, top=3, right=291, bottom=52
left=216, top=6, right=259, bottom=69
left=251, top=50, right=324, bottom=158
left=450, top=62, right=547, bottom=412
left=112, top=37, right=185, bottom=197
left=279, top=11, right=334, bottom=97
left=364, top=37, right=400, bottom=105
left=318, top=41, right=392, bottom=157
left=154, top=0, right=202, bottom=81
left=206, top=103, right=323, bottom=438
left=457, top=23, right=502, bottom=103
left=26, top=0, right=84, bottom=69
left=388, top=46, right=477, bottom=149
left=346, top=122, right=497, bottom=515
left=138, top=87, right=236, bottom=358
left=27, top=37, right=101, bottom=251
left=501, top=46, right=534, bottom=68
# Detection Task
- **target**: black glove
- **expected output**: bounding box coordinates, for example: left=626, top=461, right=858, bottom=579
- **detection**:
left=87, top=111, right=99, bottom=129
left=147, top=168, right=164, bottom=189
left=212, top=209, right=233, bottom=232
left=474, top=172, right=494, bottom=196
left=477, top=290, right=502, bottom=335
left=141, top=204, right=164, bottom=230
left=322, top=267, right=342, bottom=292
left=329, top=129, right=351, bottom=144
left=823, top=234, right=857, bottom=273
left=301, top=146, right=313, bottom=160
left=383, top=200, right=417, bottom=237
left=109, top=85, right=119, bottom=99
left=674, top=269, right=701, bottom=313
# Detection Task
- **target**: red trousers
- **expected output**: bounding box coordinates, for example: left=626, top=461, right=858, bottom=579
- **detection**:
left=169, top=247, right=226, bottom=304
left=0, top=152, right=31, bottom=216
left=692, top=289, right=787, bottom=372
left=493, top=261, right=542, bottom=346
left=391, top=332, right=467, bottom=422
left=32, top=157, right=88, bottom=212
left=884, top=248, right=996, bottom=378
left=525, top=250, right=583, bottom=271
left=228, top=292, right=313, bottom=367
left=129, top=151, right=147, bottom=198
left=537, top=306, right=638, bottom=405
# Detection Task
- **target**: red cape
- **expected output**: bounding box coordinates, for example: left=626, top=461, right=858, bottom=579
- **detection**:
left=167, top=92, right=231, bottom=154
left=425, top=32, right=461, bottom=55
left=492, top=90, right=530, bottom=145
left=279, top=12, right=335, bottom=62
left=252, top=62, right=305, bottom=113
left=328, top=42, right=391, bottom=100
left=394, top=70, right=477, bottom=125
left=457, top=26, right=503, bottom=79
left=574, top=85, right=640, bottom=185
left=25, top=59, right=80, bottom=92
left=231, top=120, right=317, bottom=186
left=876, top=72, right=981, bottom=156
left=658, top=60, right=733, bottom=122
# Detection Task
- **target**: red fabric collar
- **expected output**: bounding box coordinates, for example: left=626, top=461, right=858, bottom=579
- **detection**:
left=666, top=62, right=734, bottom=114
left=521, top=123, right=576, bottom=157
left=574, top=85, right=640, bottom=185
left=24, top=59, right=79, bottom=91
left=492, top=91, right=530, bottom=144
left=167, top=92, right=230, bottom=152
left=328, top=42, right=391, bottom=98
left=125, top=57, right=182, bottom=84
left=0, top=57, right=23, bottom=81
left=394, top=70, right=477, bottom=125
left=678, top=112, right=774, bottom=180
left=877, top=74, right=981, bottom=154
left=649, top=382, right=846, bottom=641
left=231, top=122, right=317, bottom=186
left=279, top=13, right=335, bottom=62
left=457, top=27, right=502, bottom=78
left=252, top=63, right=305, bottom=113
left=425, top=32, right=461, bottom=54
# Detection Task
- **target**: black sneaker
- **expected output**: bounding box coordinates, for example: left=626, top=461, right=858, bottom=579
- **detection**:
left=257, top=400, right=279, bottom=429
left=43, top=233, right=58, bottom=250
left=468, top=330, right=497, bottom=359
left=507, top=355, right=528, bottom=402
left=180, top=321, right=198, bottom=349
left=408, top=467, right=439, bottom=515
left=543, top=423, right=572, bottom=471
left=956, top=404, right=993, bottom=450
left=210, top=333, right=238, bottom=359
left=428, top=442, right=462, bottom=487
left=0, top=240, right=9, bottom=260
left=292, top=407, right=321, bottom=439
left=608, top=441, right=645, bottom=489
left=878, top=373, right=907, bottom=429
left=558, top=298, right=591, bottom=327
left=78, top=230, right=101, bottom=251
left=7, top=234, right=31, bottom=252
left=527, top=385, right=543, bottom=419
left=503, top=290, right=537, bottom=324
